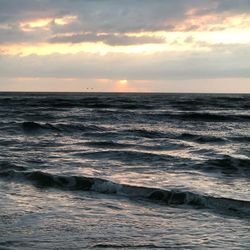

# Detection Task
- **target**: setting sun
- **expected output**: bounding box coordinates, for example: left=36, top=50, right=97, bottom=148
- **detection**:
left=119, top=80, right=128, bottom=86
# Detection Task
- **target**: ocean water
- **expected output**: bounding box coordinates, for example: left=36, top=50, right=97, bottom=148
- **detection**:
left=0, top=92, right=249, bottom=249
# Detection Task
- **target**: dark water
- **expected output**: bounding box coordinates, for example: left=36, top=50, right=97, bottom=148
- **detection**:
left=0, top=93, right=249, bottom=249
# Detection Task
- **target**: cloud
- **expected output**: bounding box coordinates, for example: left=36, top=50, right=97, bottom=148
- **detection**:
left=0, top=24, right=49, bottom=44
left=1, top=0, right=249, bottom=33
left=49, top=33, right=165, bottom=46
left=216, top=0, right=250, bottom=13
left=1, top=0, right=250, bottom=45
left=0, top=0, right=56, bottom=23
left=1, top=44, right=249, bottom=80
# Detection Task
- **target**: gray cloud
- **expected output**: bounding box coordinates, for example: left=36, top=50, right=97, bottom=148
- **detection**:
left=216, top=0, right=250, bottom=13
left=1, top=0, right=250, bottom=34
left=49, top=33, right=165, bottom=46
left=0, top=0, right=59, bottom=23
left=0, top=24, right=49, bottom=44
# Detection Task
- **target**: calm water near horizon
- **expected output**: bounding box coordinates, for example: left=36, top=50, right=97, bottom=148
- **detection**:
left=0, top=92, right=249, bottom=249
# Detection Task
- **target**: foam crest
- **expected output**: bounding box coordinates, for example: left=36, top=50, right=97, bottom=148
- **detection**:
left=0, top=169, right=249, bottom=216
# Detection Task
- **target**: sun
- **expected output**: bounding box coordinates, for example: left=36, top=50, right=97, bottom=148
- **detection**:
left=115, top=79, right=130, bottom=92
left=119, top=80, right=128, bottom=86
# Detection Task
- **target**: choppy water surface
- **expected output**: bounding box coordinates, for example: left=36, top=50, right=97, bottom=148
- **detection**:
left=0, top=93, right=249, bottom=249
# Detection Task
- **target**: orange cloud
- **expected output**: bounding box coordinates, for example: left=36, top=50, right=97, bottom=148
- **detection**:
left=54, top=15, right=77, bottom=25
left=19, top=15, right=77, bottom=32
left=20, top=18, right=52, bottom=31
left=178, top=13, right=250, bottom=32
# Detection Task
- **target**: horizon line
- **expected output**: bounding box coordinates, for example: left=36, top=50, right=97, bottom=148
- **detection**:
left=0, top=91, right=249, bottom=95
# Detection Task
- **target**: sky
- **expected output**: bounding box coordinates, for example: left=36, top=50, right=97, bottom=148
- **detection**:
left=0, top=0, right=250, bottom=92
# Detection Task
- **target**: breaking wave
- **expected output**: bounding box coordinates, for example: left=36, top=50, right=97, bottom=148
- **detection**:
left=0, top=168, right=249, bottom=217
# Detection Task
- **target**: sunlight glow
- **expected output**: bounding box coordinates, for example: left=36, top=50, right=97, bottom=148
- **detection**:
left=54, top=16, right=77, bottom=25
left=115, top=79, right=136, bottom=92
left=179, top=13, right=250, bottom=32
left=20, top=18, right=52, bottom=31
left=0, top=41, right=207, bottom=56
left=119, top=80, right=128, bottom=86
left=19, top=15, right=77, bottom=32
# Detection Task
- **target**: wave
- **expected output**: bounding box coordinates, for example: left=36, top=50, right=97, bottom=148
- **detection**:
left=92, top=243, right=165, bottom=248
left=0, top=161, right=26, bottom=172
left=1, top=94, right=249, bottom=110
left=21, top=112, right=56, bottom=121
left=122, top=129, right=227, bottom=144
left=198, top=155, right=250, bottom=176
left=44, top=97, right=155, bottom=110
left=74, top=150, right=175, bottom=164
left=22, top=121, right=59, bottom=133
left=151, top=112, right=250, bottom=122
left=8, top=96, right=155, bottom=110
left=21, top=121, right=106, bottom=134
left=84, top=140, right=131, bottom=149
left=0, top=169, right=249, bottom=216
left=123, top=128, right=168, bottom=139
left=168, top=95, right=249, bottom=110
left=229, top=136, right=250, bottom=143
left=179, top=133, right=226, bottom=143
left=85, top=140, right=187, bottom=152
left=177, top=112, right=250, bottom=122
left=242, top=103, right=250, bottom=109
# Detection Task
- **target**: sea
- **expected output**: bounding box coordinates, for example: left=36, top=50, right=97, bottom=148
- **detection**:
left=0, top=92, right=249, bottom=249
